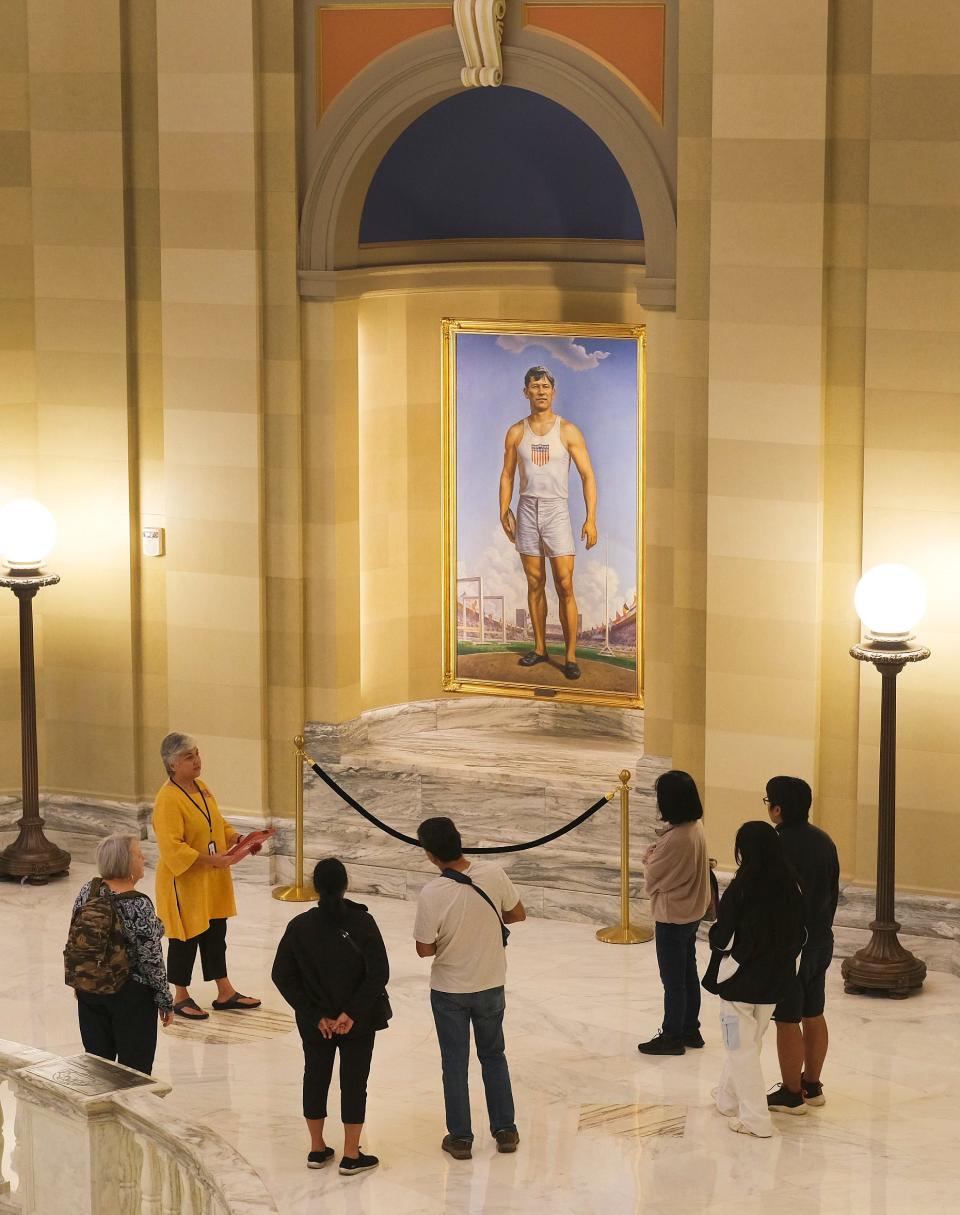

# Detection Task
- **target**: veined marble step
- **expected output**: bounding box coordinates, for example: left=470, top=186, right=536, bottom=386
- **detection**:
left=294, top=699, right=667, bottom=921
left=329, top=730, right=643, bottom=792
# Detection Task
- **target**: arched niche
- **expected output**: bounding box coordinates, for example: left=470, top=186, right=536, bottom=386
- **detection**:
left=298, top=26, right=677, bottom=294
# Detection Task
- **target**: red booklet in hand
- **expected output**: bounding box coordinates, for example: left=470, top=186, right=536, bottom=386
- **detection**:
left=223, top=828, right=275, bottom=862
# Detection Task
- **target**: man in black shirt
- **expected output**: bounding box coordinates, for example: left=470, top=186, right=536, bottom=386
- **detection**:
left=764, top=776, right=840, bottom=1115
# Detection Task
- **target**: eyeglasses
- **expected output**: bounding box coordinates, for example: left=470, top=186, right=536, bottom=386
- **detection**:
left=762, top=797, right=770, bottom=806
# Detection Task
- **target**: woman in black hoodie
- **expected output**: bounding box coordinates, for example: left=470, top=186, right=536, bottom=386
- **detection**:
left=272, top=858, right=391, bottom=1176
left=705, top=821, right=805, bottom=1138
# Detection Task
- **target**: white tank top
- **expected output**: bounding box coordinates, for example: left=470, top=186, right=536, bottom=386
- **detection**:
left=517, top=416, right=569, bottom=499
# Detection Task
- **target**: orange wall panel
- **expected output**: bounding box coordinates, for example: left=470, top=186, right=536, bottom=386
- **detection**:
left=524, top=4, right=665, bottom=120
left=317, top=6, right=453, bottom=119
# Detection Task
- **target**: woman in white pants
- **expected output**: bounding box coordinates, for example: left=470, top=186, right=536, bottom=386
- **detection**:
left=704, top=821, right=804, bottom=1137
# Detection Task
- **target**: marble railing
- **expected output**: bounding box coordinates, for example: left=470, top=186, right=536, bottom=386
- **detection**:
left=0, top=1040, right=277, bottom=1215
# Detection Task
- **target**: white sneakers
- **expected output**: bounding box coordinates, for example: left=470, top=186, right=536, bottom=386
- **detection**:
left=728, top=1118, right=773, bottom=1138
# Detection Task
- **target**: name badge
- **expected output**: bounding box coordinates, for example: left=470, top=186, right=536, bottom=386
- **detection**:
left=208, top=841, right=217, bottom=855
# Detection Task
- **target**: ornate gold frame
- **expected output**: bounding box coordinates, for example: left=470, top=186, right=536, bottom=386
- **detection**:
left=441, top=318, right=645, bottom=708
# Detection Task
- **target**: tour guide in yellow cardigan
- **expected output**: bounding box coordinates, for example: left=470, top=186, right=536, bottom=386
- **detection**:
left=153, top=732, right=262, bottom=1020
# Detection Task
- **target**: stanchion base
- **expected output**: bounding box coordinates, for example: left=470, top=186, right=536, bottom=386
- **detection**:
left=271, top=885, right=316, bottom=903
left=596, top=922, right=653, bottom=944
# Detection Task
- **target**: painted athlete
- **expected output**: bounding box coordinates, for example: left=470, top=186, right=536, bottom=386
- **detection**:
left=499, top=365, right=598, bottom=680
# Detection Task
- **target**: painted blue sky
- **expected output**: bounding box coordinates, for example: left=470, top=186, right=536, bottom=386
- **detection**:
left=455, top=331, right=639, bottom=633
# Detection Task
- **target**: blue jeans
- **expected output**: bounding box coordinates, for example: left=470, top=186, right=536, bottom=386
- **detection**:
left=655, top=920, right=702, bottom=1038
left=430, top=986, right=516, bottom=1141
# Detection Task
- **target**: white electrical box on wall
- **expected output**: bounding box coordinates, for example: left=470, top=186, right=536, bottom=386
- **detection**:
left=142, top=527, right=165, bottom=557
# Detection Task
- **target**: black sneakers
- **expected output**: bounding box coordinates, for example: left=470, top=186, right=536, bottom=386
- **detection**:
left=307, top=1147, right=334, bottom=1169
left=339, top=1152, right=379, bottom=1176
left=441, top=1135, right=473, bottom=1160
left=637, top=1031, right=685, bottom=1056
left=801, top=1075, right=825, bottom=1106
left=494, top=1128, right=520, bottom=1153
left=766, top=1084, right=808, bottom=1115
left=682, top=1030, right=706, bottom=1049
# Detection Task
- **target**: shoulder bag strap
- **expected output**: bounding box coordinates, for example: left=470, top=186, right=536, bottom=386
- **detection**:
left=340, top=928, right=363, bottom=959
left=339, top=927, right=390, bottom=1005
left=441, top=868, right=509, bottom=947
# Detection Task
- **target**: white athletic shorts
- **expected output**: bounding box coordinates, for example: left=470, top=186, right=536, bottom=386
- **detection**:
left=515, top=495, right=575, bottom=558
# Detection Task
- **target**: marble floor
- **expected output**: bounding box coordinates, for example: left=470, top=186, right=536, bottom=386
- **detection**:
left=3, top=862, right=959, bottom=1214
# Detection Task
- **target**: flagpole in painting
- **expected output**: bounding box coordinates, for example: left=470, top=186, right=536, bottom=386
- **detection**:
left=599, top=534, right=614, bottom=657
left=478, top=576, right=484, bottom=644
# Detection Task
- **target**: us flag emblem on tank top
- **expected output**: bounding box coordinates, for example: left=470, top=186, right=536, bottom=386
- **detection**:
left=531, top=443, right=550, bottom=466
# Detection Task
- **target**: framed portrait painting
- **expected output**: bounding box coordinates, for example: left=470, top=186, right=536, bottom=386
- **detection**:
left=441, top=319, right=644, bottom=708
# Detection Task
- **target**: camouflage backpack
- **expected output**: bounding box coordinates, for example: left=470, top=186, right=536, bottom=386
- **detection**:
left=64, top=877, right=133, bottom=994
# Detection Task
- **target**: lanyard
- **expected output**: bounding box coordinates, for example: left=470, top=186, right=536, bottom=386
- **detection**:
left=171, top=780, right=213, bottom=834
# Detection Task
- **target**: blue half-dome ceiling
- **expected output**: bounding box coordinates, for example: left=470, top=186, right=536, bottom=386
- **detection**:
left=359, top=86, right=644, bottom=245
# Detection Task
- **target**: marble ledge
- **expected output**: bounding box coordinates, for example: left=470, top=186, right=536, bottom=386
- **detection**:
left=304, top=742, right=646, bottom=792
left=305, top=694, right=646, bottom=763
left=0, top=794, right=148, bottom=837
left=302, top=753, right=655, bottom=819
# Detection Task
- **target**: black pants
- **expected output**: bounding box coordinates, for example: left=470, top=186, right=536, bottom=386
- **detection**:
left=655, top=919, right=702, bottom=1038
left=298, top=1014, right=375, bottom=1124
left=167, top=918, right=228, bottom=987
left=77, top=978, right=158, bottom=1075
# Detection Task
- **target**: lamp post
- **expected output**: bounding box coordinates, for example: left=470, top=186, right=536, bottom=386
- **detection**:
left=842, top=564, right=928, bottom=998
left=0, top=499, right=70, bottom=883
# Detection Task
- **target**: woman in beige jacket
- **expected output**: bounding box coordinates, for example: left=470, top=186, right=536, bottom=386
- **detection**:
left=638, top=770, right=711, bottom=1056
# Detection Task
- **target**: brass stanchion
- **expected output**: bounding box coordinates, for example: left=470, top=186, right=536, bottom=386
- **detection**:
left=272, top=735, right=316, bottom=902
left=596, top=768, right=653, bottom=944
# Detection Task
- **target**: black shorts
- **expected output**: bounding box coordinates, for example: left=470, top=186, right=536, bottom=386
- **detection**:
left=773, top=941, right=834, bottom=1023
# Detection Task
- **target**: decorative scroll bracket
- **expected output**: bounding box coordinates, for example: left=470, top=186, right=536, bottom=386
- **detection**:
left=454, top=0, right=506, bottom=87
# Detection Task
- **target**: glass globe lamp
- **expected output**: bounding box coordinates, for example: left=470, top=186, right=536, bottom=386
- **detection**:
left=0, top=499, right=57, bottom=574
left=853, top=563, right=926, bottom=647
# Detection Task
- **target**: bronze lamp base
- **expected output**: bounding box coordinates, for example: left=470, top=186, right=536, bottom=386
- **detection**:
left=0, top=820, right=71, bottom=883
left=841, top=920, right=926, bottom=999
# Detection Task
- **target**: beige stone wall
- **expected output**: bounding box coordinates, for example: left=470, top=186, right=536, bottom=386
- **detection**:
left=302, top=296, right=362, bottom=726
left=855, top=0, right=960, bottom=893
left=819, top=0, right=870, bottom=873
left=658, top=0, right=713, bottom=778
left=27, top=0, right=139, bottom=800
left=701, top=1, right=830, bottom=859
left=257, top=0, right=307, bottom=823
left=155, top=0, right=268, bottom=813
left=0, top=0, right=35, bottom=785
left=690, top=0, right=960, bottom=892
left=0, top=1, right=301, bottom=820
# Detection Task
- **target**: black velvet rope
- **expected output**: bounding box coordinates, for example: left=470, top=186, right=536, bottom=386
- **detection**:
left=308, top=760, right=613, bottom=854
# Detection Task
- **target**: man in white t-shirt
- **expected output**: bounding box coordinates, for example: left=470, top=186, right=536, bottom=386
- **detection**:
left=414, top=816, right=526, bottom=1160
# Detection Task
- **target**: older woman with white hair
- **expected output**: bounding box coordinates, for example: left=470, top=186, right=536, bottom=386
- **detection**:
left=152, top=732, right=261, bottom=1020
left=70, top=833, right=173, bottom=1075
